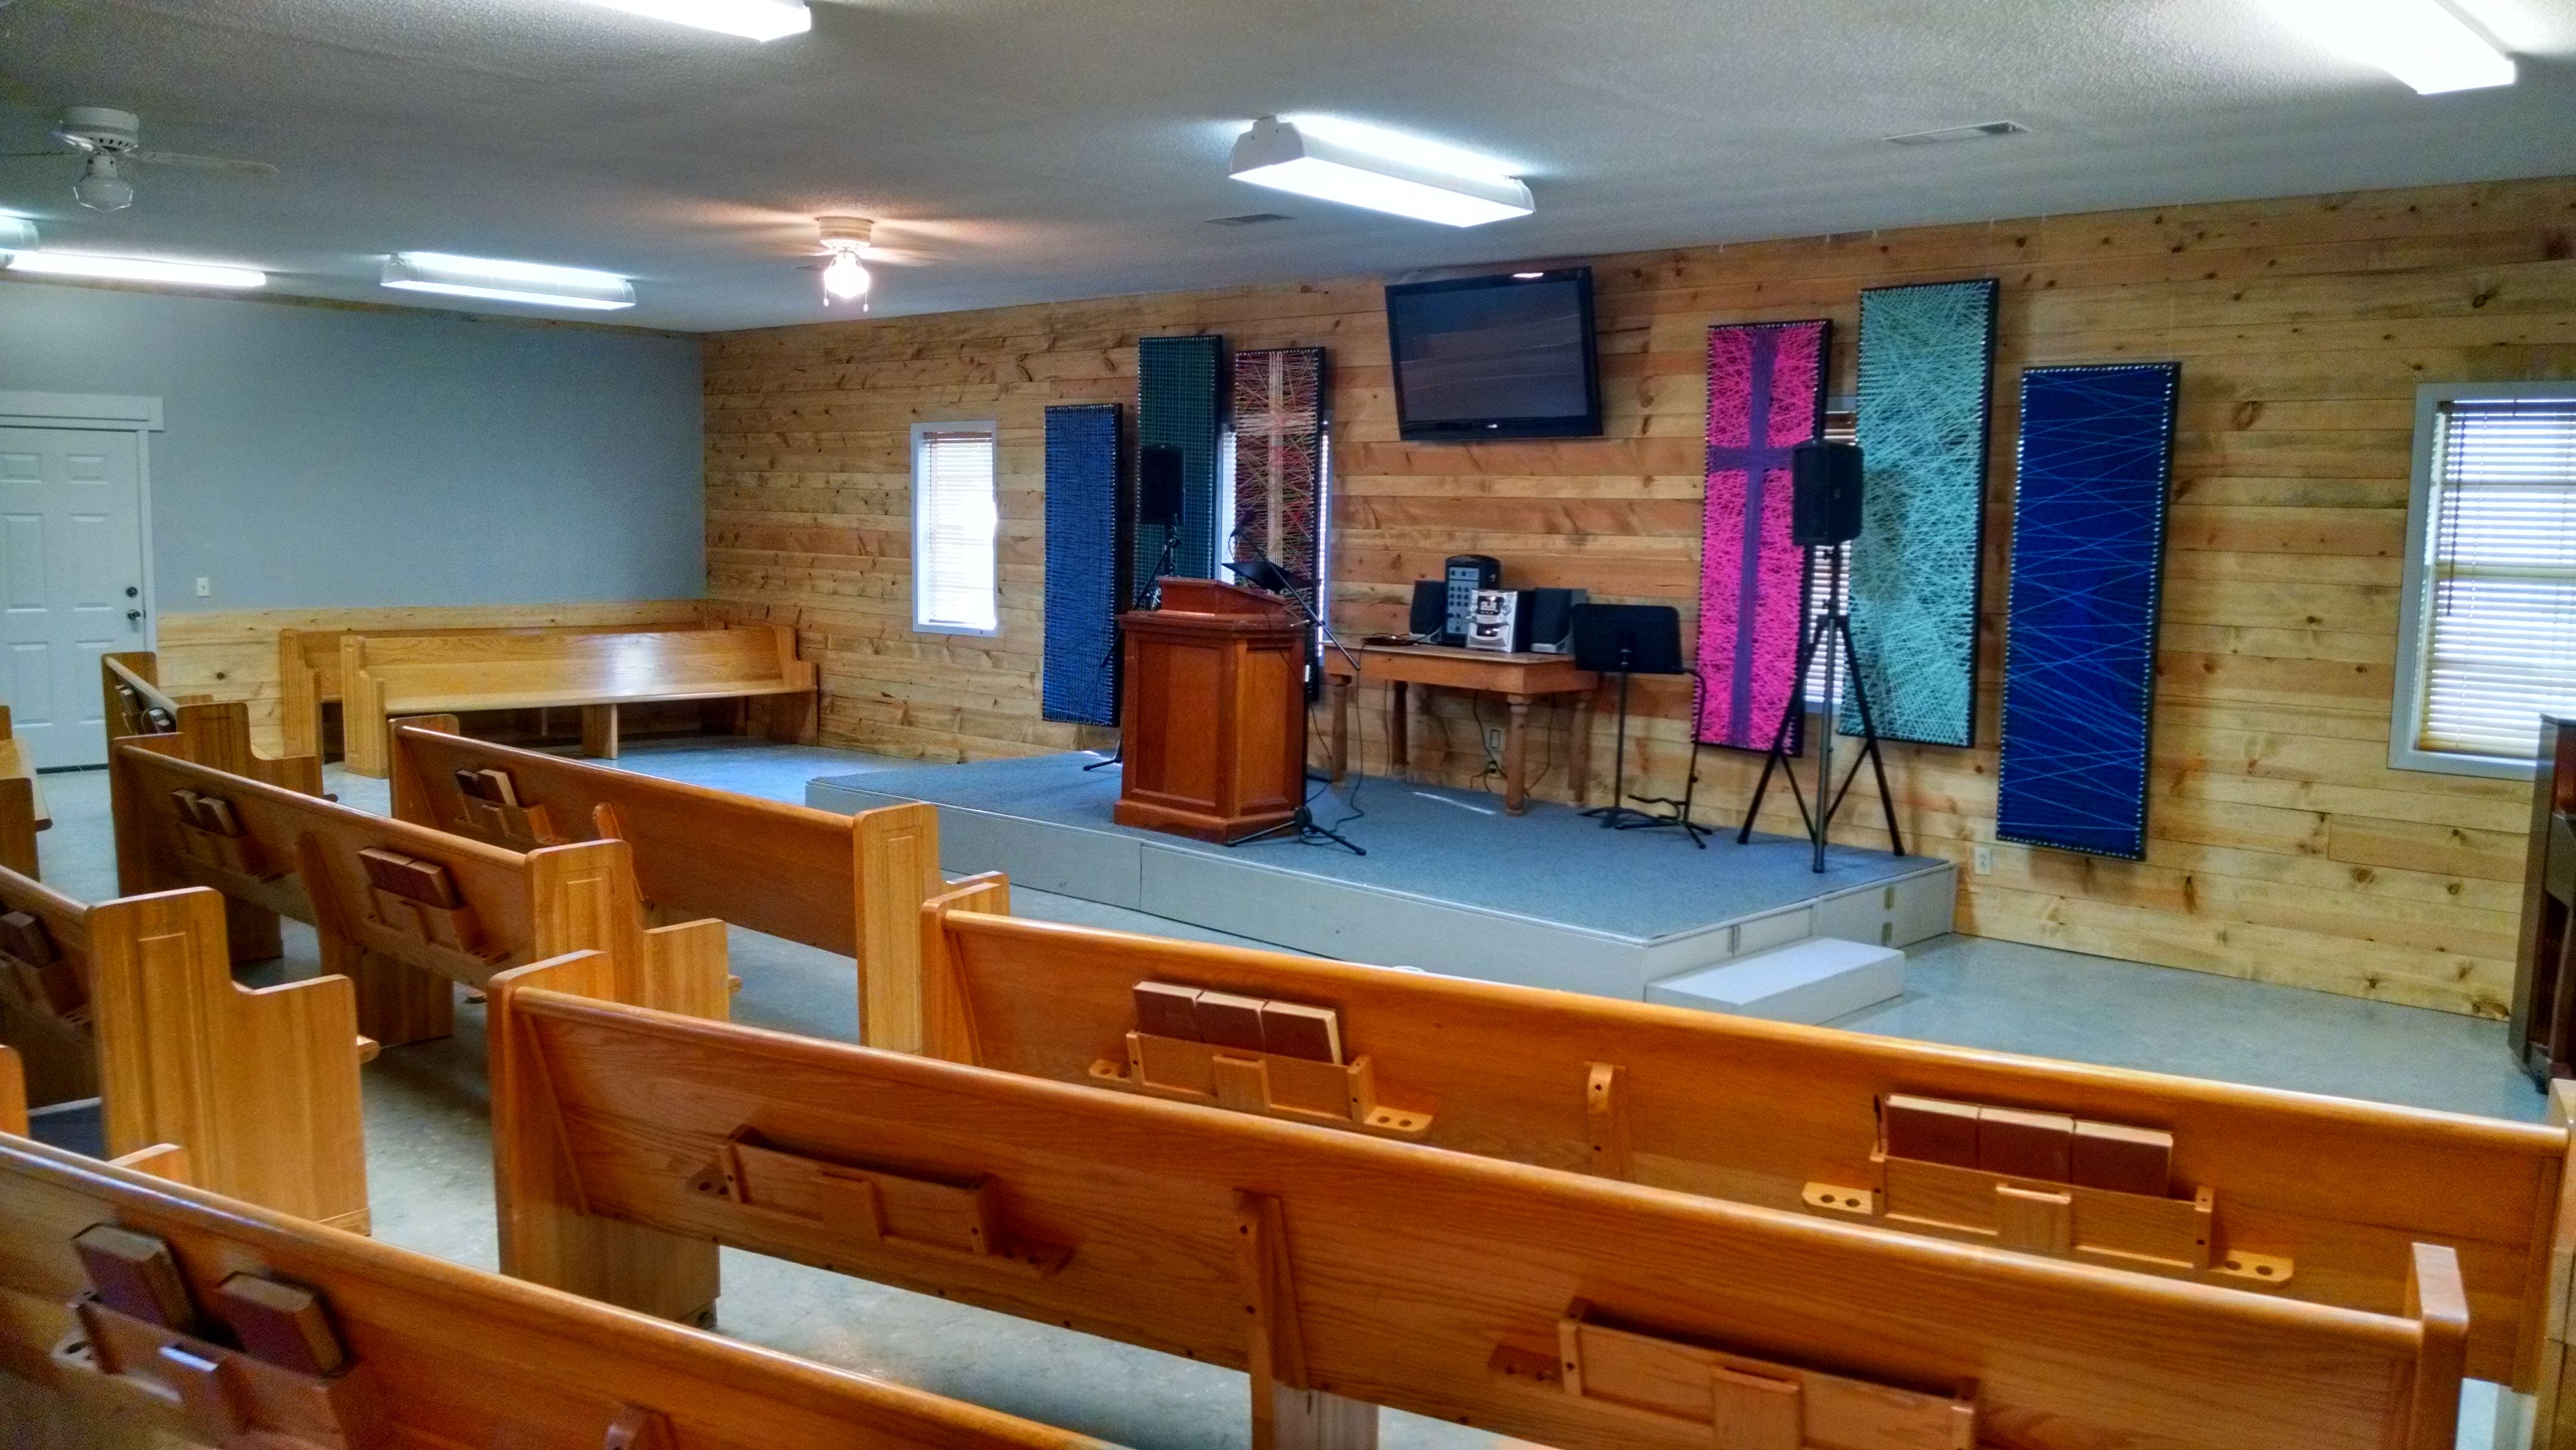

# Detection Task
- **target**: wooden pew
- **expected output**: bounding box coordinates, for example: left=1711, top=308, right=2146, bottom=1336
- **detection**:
left=387, top=717, right=960, bottom=1048
left=104, top=653, right=325, bottom=797
left=490, top=955, right=2472, bottom=1450
left=0, top=866, right=367, bottom=1229
left=913, top=888, right=2570, bottom=1398
left=342, top=625, right=818, bottom=777
left=0, top=1108, right=1114, bottom=1449
left=279, top=620, right=705, bottom=759
left=0, top=705, right=47, bottom=879
left=109, top=738, right=730, bottom=1050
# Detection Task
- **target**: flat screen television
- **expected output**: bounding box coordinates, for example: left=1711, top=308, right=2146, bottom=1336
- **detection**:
left=1384, top=267, right=1600, bottom=441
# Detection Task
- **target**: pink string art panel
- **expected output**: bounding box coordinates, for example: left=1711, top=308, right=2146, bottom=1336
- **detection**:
left=1698, top=318, right=1829, bottom=751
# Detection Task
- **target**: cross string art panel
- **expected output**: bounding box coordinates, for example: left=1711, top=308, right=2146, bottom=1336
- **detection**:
left=1841, top=277, right=1999, bottom=748
left=1697, top=319, right=1828, bottom=752
left=1134, top=334, right=1224, bottom=602
left=1041, top=402, right=1123, bottom=725
left=1995, top=362, right=2181, bottom=860
left=1230, top=348, right=1327, bottom=634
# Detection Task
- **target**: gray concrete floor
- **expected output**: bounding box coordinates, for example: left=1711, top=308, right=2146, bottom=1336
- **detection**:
left=27, top=735, right=2541, bottom=1448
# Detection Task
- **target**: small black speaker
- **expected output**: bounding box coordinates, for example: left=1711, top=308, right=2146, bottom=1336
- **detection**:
left=1525, top=587, right=1587, bottom=654
left=1791, top=441, right=1863, bottom=546
left=1408, top=580, right=1448, bottom=640
left=1138, top=444, right=1185, bottom=525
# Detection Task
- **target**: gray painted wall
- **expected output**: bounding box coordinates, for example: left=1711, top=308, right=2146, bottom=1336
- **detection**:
left=0, top=278, right=705, bottom=612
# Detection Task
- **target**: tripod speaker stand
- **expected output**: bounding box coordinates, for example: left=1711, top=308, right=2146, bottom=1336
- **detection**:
left=1573, top=603, right=1708, bottom=847
left=1738, top=440, right=1905, bottom=870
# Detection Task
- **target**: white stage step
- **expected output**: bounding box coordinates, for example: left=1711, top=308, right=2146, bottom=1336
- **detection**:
left=1644, top=938, right=1906, bottom=1025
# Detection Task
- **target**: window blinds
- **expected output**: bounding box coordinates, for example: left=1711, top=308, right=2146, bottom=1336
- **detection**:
left=914, top=427, right=999, bottom=634
left=2417, top=399, right=2576, bottom=758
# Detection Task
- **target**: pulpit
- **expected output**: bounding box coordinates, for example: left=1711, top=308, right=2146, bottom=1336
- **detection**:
left=1114, top=578, right=1306, bottom=842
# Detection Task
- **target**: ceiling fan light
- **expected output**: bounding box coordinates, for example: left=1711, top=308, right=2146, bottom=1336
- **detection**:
left=72, top=154, right=135, bottom=212
left=577, top=0, right=810, bottom=41
left=822, top=249, right=871, bottom=300
left=380, top=252, right=636, bottom=310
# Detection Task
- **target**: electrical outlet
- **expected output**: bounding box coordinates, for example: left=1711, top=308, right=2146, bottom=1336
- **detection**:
left=1973, top=844, right=1995, bottom=875
left=1482, top=727, right=1504, bottom=773
left=194, top=577, right=210, bottom=597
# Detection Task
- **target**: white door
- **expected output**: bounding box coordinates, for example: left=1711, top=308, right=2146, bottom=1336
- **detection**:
left=0, top=427, right=148, bottom=769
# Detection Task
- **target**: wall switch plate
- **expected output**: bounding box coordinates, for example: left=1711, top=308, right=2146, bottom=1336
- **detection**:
left=1973, top=844, right=1995, bottom=875
left=194, top=578, right=210, bottom=597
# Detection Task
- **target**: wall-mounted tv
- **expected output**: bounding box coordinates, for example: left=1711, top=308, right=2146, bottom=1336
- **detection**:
left=1385, top=267, right=1600, bottom=442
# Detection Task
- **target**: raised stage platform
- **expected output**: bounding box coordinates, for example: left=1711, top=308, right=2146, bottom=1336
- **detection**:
left=809, top=753, right=1955, bottom=1003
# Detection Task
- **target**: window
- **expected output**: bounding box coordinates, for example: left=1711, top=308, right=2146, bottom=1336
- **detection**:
left=2392, top=385, right=2576, bottom=776
left=911, top=422, right=999, bottom=636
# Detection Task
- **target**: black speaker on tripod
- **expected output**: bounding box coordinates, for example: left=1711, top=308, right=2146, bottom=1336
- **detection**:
left=1790, top=440, right=1863, bottom=547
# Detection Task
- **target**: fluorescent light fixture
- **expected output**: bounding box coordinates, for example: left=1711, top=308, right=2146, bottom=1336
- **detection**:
left=1230, top=116, right=1533, bottom=228
left=0, top=217, right=35, bottom=253
left=2264, top=0, right=2513, bottom=94
left=577, top=0, right=810, bottom=40
left=381, top=252, right=635, bottom=310
left=4, top=250, right=265, bottom=289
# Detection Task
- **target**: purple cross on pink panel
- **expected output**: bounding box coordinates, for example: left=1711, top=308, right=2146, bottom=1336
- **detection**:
left=1698, top=319, right=1828, bottom=751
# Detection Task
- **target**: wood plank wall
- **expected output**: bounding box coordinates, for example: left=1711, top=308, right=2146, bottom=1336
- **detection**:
left=156, top=600, right=707, bottom=752
left=704, top=176, right=2576, bottom=1017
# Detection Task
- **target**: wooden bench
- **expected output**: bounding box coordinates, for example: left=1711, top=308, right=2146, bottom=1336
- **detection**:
left=104, top=653, right=326, bottom=795
left=341, top=625, right=818, bottom=777
left=0, top=868, right=368, bottom=1229
left=0, top=1083, right=1113, bottom=1450
left=280, top=620, right=707, bottom=758
left=913, top=885, right=2571, bottom=1401
left=489, top=953, right=2470, bottom=1450
left=0, top=706, right=47, bottom=879
left=387, top=717, right=965, bottom=1047
left=109, top=738, right=730, bottom=1049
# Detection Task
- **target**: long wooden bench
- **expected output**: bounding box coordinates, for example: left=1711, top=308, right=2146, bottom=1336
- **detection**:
left=0, top=1088, right=1112, bottom=1450
left=342, top=625, right=818, bottom=777
left=0, top=706, right=47, bottom=879
left=388, top=717, right=962, bottom=1046
left=912, top=885, right=2569, bottom=1402
left=104, top=653, right=326, bottom=798
left=0, top=867, right=368, bottom=1229
left=109, top=737, right=730, bottom=1049
left=490, top=952, right=2470, bottom=1450
left=279, top=619, right=702, bottom=758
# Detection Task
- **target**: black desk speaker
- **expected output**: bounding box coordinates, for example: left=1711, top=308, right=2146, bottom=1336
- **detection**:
left=1791, top=441, right=1863, bottom=546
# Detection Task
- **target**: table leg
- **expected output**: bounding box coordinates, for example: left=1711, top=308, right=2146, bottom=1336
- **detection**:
left=1389, top=681, right=1410, bottom=782
left=1327, top=673, right=1349, bottom=783
left=1504, top=694, right=1532, bottom=816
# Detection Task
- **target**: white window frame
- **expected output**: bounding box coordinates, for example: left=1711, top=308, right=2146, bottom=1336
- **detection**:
left=2389, top=381, right=2576, bottom=778
left=910, top=420, right=1001, bottom=637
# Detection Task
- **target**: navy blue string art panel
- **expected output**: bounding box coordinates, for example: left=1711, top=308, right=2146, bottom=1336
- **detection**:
left=1042, top=402, right=1123, bottom=725
left=1841, top=277, right=1999, bottom=748
left=1135, top=334, right=1223, bottom=601
left=1995, top=362, right=2181, bottom=860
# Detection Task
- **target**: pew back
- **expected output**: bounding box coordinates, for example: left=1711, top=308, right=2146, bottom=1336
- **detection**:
left=110, top=738, right=729, bottom=1048
left=279, top=621, right=690, bottom=757
left=0, top=705, right=45, bottom=879
left=0, top=869, right=366, bottom=1227
left=0, top=1127, right=1113, bottom=1450
left=921, top=897, right=2569, bottom=1390
left=388, top=718, right=950, bottom=1043
left=493, top=964, right=2469, bottom=1450
left=342, top=626, right=816, bottom=775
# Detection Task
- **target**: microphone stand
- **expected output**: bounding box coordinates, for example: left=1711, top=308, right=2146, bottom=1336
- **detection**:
left=1083, top=519, right=1183, bottom=773
left=1223, top=557, right=1364, bottom=856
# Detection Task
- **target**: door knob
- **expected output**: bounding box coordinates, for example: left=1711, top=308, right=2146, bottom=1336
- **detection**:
left=126, top=609, right=143, bottom=623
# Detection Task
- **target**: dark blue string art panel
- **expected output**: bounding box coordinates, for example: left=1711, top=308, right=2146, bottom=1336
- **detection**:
left=1995, top=363, right=2181, bottom=860
left=1135, top=335, right=1222, bottom=600
left=1042, top=402, right=1122, bottom=725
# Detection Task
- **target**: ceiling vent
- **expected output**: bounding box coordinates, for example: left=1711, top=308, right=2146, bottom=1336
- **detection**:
left=1207, top=212, right=1294, bottom=226
left=1884, top=120, right=2028, bottom=145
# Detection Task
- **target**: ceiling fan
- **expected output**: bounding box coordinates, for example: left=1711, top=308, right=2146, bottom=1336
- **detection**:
left=2, top=107, right=278, bottom=212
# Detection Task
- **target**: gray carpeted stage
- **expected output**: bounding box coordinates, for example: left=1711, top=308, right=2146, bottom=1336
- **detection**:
left=810, top=752, right=1953, bottom=999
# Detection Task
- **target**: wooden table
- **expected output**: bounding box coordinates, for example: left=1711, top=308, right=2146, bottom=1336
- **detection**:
left=1322, top=643, right=1597, bottom=815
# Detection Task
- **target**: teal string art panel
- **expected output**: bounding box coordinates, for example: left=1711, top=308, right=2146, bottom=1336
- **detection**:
left=1135, top=334, right=1223, bottom=600
left=1840, top=278, right=1999, bottom=748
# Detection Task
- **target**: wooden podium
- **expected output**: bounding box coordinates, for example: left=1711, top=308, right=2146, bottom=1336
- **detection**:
left=1114, top=578, right=1306, bottom=842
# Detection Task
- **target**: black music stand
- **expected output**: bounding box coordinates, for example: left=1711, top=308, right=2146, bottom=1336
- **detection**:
left=1572, top=604, right=1707, bottom=845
